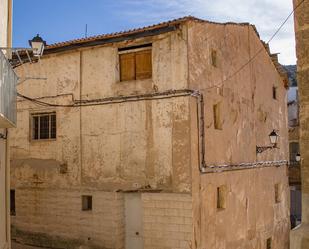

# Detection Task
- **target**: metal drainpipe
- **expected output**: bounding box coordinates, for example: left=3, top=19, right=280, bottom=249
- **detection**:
left=190, top=90, right=206, bottom=172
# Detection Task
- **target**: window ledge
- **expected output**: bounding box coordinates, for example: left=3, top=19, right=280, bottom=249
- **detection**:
left=30, top=138, right=57, bottom=143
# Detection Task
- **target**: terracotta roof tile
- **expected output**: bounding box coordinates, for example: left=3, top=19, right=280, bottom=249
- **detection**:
left=45, top=16, right=255, bottom=51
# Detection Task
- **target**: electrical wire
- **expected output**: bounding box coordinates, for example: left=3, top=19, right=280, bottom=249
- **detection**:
left=17, top=90, right=194, bottom=108
left=199, top=0, right=306, bottom=92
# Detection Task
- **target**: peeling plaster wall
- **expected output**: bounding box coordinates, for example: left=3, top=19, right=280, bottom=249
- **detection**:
left=187, top=21, right=289, bottom=249
left=10, top=20, right=289, bottom=249
left=11, top=27, right=191, bottom=248
left=12, top=28, right=190, bottom=192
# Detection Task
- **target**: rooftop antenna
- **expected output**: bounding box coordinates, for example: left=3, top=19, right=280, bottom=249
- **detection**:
left=85, top=24, right=88, bottom=38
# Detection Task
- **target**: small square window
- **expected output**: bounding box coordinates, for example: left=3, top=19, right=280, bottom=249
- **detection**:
left=82, top=195, right=92, bottom=211
left=272, top=86, right=277, bottom=100
left=10, top=189, right=16, bottom=216
left=266, top=237, right=272, bottom=249
left=31, top=112, right=56, bottom=140
left=217, top=185, right=227, bottom=210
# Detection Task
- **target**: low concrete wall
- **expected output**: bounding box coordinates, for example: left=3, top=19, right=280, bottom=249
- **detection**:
left=142, top=193, right=192, bottom=249
left=11, top=190, right=193, bottom=249
left=11, top=189, right=125, bottom=249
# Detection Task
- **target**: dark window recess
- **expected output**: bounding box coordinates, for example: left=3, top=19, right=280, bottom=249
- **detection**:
left=211, top=49, right=217, bottom=67
left=32, top=113, right=56, bottom=140
left=266, top=238, right=272, bottom=249
left=272, top=86, right=277, bottom=100
left=217, top=185, right=227, bottom=210
left=289, top=142, right=300, bottom=165
left=213, top=103, right=223, bottom=130
left=10, top=190, right=15, bottom=216
left=118, top=43, right=152, bottom=52
left=82, top=195, right=92, bottom=211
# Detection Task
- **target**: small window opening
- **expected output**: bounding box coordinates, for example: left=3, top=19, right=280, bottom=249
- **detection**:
left=82, top=195, right=92, bottom=211
left=275, top=183, right=282, bottom=203
left=266, top=237, right=272, bottom=249
left=272, top=86, right=277, bottom=100
left=217, top=185, right=227, bottom=210
left=211, top=49, right=217, bottom=67
left=213, top=103, right=222, bottom=130
left=119, top=44, right=152, bottom=81
left=31, top=112, right=56, bottom=140
left=10, top=190, right=15, bottom=216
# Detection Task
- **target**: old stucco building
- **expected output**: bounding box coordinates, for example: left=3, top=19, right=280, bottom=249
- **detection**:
left=11, top=17, right=289, bottom=249
left=0, top=0, right=15, bottom=249
left=286, top=65, right=301, bottom=228
left=290, top=0, right=309, bottom=248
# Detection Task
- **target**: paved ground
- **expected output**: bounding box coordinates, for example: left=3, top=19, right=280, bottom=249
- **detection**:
left=12, top=241, right=51, bottom=249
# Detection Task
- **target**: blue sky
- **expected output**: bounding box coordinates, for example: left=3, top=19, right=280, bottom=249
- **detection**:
left=13, top=0, right=296, bottom=64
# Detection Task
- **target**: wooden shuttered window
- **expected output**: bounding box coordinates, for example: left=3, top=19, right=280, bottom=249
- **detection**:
left=120, top=53, right=135, bottom=81
left=119, top=49, right=152, bottom=81
left=135, top=50, right=152, bottom=80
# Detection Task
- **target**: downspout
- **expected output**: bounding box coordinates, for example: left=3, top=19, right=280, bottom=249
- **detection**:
left=190, top=90, right=287, bottom=174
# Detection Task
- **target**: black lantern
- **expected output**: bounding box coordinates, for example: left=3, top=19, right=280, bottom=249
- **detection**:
left=269, top=130, right=278, bottom=145
left=29, top=34, right=46, bottom=57
left=256, top=130, right=279, bottom=154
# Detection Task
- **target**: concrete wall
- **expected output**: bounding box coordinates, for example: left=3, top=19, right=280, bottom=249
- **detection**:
left=187, top=21, right=289, bottom=249
left=142, top=193, right=192, bottom=249
left=11, top=189, right=125, bottom=249
left=0, top=1, right=12, bottom=249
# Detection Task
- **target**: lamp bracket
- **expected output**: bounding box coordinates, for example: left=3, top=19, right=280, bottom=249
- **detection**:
left=256, top=144, right=278, bottom=154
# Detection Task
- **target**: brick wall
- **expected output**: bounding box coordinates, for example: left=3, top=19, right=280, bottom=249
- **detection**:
left=11, top=189, right=125, bottom=249
left=142, top=193, right=193, bottom=249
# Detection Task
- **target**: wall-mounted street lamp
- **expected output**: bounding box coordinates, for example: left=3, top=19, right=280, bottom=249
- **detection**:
left=0, top=34, right=46, bottom=64
left=28, top=34, right=46, bottom=57
left=256, top=130, right=279, bottom=154
left=295, top=153, right=301, bottom=162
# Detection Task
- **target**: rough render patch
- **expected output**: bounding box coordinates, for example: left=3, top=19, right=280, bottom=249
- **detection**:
left=195, top=167, right=290, bottom=249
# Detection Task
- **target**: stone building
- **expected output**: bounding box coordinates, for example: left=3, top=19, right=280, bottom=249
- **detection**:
left=11, top=17, right=290, bottom=249
left=290, top=0, right=309, bottom=248
left=285, top=65, right=301, bottom=228
left=0, top=0, right=16, bottom=249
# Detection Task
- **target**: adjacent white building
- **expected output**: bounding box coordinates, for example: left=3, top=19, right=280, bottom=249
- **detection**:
left=0, top=1, right=17, bottom=249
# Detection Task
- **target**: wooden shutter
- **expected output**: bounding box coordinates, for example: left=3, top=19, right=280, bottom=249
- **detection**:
left=135, top=50, right=152, bottom=80
left=120, top=53, right=135, bottom=81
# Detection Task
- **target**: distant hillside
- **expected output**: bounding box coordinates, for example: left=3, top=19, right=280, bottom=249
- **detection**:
left=283, top=65, right=297, bottom=87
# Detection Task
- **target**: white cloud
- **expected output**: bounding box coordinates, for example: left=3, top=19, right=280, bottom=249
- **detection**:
left=122, top=0, right=296, bottom=65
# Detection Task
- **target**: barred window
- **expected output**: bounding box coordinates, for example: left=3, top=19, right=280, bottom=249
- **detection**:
left=32, top=112, right=56, bottom=140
